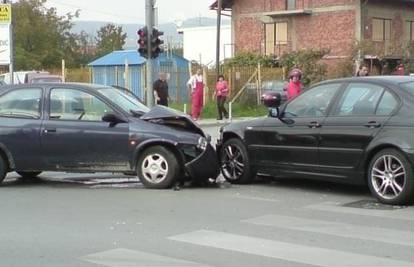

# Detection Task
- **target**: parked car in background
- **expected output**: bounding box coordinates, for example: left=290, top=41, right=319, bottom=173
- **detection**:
left=27, top=74, right=63, bottom=84
left=243, top=80, right=287, bottom=105
left=217, top=76, right=414, bottom=205
left=0, top=71, right=50, bottom=84
left=0, top=83, right=219, bottom=188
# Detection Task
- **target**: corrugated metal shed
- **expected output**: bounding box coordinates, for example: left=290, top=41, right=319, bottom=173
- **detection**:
left=88, top=50, right=190, bottom=102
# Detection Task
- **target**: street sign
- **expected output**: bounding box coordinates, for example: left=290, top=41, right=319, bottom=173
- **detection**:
left=0, top=4, right=11, bottom=24
left=0, top=24, right=10, bottom=65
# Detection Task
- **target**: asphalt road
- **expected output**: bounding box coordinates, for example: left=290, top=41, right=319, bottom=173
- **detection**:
left=1, top=124, right=414, bottom=267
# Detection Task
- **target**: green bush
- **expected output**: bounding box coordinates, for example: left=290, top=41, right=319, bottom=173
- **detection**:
left=279, top=49, right=329, bottom=86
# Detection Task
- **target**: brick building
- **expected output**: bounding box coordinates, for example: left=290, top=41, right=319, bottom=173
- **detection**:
left=211, top=0, right=414, bottom=73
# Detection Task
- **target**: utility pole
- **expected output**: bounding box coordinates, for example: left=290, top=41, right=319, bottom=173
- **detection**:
left=146, top=0, right=154, bottom=107
left=215, top=0, right=222, bottom=81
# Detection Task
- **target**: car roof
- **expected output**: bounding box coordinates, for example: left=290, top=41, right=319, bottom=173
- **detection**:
left=0, top=82, right=112, bottom=91
left=316, top=76, right=414, bottom=87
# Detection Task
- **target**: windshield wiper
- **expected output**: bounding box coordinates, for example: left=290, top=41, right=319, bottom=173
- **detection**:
left=130, top=109, right=146, bottom=118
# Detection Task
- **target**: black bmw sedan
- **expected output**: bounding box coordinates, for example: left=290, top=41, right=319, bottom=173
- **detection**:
left=0, top=83, right=219, bottom=188
left=217, top=76, right=414, bottom=205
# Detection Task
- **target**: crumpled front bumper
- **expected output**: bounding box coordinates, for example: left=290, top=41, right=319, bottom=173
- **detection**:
left=185, top=143, right=219, bottom=181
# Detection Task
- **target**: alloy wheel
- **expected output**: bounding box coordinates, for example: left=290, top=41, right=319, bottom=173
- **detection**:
left=141, top=153, right=169, bottom=184
left=371, top=155, right=406, bottom=200
left=221, top=144, right=245, bottom=181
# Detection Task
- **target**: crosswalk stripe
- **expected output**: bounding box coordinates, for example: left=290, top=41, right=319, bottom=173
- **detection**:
left=169, top=230, right=414, bottom=267
left=82, top=248, right=212, bottom=267
left=306, top=202, right=414, bottom=221
left=244, top=214, right=414, bottom=247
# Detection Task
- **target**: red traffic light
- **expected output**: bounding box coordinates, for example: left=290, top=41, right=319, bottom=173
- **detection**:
left=137, top=27, right=147, bottom=37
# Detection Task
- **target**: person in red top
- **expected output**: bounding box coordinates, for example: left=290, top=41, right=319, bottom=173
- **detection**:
left=285, top=68, right=304, bottom=100
left=393, top=63, right=406, bottom=76
left=214, top=75, right=229, bottom=120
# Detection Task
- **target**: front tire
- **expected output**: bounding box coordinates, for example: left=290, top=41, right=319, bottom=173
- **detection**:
left=137, top=146, right=180, bottom=189
left=368, top=148, right=414, bottom=205
left=220, top=138, right=255, bottom=184
left=17, top=171, right=42, bottom=179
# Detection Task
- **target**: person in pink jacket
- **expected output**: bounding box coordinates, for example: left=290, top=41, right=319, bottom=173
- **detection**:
left=285, top=68, right=304, bottom=100
left=214, top=75, right=229, bottom=120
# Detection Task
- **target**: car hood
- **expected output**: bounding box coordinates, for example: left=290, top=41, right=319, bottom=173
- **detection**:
left=141, top=105, right=205, bottom=137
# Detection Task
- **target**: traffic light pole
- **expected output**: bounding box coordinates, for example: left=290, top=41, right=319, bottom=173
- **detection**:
left=146, top=0, right=154, bottom=107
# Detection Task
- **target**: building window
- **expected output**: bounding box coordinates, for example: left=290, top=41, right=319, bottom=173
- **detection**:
left=372, top=18, right=391, bottom=41
left=265, top=22, right=288, bottom=55
left=407, top=21, right=414, bottom=41
left=286, top=0, right=296, bottom=10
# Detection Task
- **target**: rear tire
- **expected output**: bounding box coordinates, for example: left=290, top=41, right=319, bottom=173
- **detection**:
left=368, top=148, right=414, bottom=205
left=220, top=138, right=255, bottom=184
left=137, top=146, right=180, bottom=189
left=0, top=156, right=7, bottom=184
left=17, top=171, right=42, bottom=179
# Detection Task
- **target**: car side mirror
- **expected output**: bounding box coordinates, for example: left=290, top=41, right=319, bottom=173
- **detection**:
left=102, top=112, right=126, bottom=125
left=268, top=108, right=280, bottom=118
left=261, top=92, right=282, bottom=109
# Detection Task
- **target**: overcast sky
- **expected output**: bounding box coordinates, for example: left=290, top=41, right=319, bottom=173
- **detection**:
left=44, top=0, right=218, bottom=24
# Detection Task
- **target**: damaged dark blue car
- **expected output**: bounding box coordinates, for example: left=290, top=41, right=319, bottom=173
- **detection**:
left=0, top=83, right=219, bottom=188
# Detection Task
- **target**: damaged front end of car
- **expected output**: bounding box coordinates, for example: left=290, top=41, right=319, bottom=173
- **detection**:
left=140, top=106, right=219, bottom=182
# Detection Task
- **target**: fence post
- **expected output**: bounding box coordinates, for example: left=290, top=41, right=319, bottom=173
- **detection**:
left=258, top=62, right=262, bottom=105
left=175, top=65, right=179, bottom=102
left=125, top=59, right=130, bottom=90
left=229, top=102, right=232, bottom=121
left=61, top=59, right=66, bottom=82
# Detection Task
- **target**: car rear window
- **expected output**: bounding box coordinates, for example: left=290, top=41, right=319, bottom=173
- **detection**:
left=401, top=82, right=414, bottom=96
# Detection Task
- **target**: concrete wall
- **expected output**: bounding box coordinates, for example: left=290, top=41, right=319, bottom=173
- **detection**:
left=180, top=25, right=232, bottom=66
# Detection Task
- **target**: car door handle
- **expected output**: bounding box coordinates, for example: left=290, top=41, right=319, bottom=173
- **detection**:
left=43, top=128, right=57, bottom=133
left=364, top=121, right=381, bottom=128
left=308, top=121, right=322, bottom=128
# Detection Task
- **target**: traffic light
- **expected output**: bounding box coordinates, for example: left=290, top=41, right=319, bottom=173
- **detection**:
left=137, top=27, right=148, bottom=58
left=151, top=28, right=164, bottom=59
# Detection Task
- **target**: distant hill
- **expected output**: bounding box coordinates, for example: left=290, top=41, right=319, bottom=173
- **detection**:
left=72, top=17, right=230, bottom=50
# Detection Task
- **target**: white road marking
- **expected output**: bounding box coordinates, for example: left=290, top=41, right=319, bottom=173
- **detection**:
left=244, top=214, right=414, bottom=247
left=306, top=202, right=414, bottom=221
left=82, top=248, right=211, bottom=267
left=169, top=230, right=414, bottom=267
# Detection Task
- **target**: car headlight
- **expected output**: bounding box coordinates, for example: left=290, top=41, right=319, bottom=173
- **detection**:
left=197, top=137, right=208, bottom=151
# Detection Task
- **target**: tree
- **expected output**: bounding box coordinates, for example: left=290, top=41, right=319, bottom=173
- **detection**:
left=12, top=0, right=80, bottom=70
left=95, top=24, right=127, bottom=57
left=279, top=49, right=329, bottom=86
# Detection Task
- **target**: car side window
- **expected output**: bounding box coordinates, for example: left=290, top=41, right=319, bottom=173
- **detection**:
left=332, top=83, right=384, bottom=116
left=50, top=88, right=113, bottom=121
left=284, top=83, right=341, bottom=118
left=0, top=88, right=42, bottom=119
left=376, top=90, right=398, bottom=116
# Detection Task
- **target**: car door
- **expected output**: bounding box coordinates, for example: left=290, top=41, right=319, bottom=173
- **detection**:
left=259, top=82, right=342, bottom=176
left=0, top=87, right=44, bottom=170
left=40, top=87, right=130, bottom=171
left=318, top=82, right=396, bottom=178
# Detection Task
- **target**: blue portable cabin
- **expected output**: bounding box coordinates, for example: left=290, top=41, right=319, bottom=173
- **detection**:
left=88, top=50, right=190, bottom=102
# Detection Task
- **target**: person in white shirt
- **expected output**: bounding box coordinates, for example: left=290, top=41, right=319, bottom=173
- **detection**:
left=187, top=69, right=204, bottom=120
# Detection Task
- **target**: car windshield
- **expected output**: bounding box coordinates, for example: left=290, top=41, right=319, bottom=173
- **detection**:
left=401, top=82, right=414, bottom=96
left=97, top=87, right=150, bottom=116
